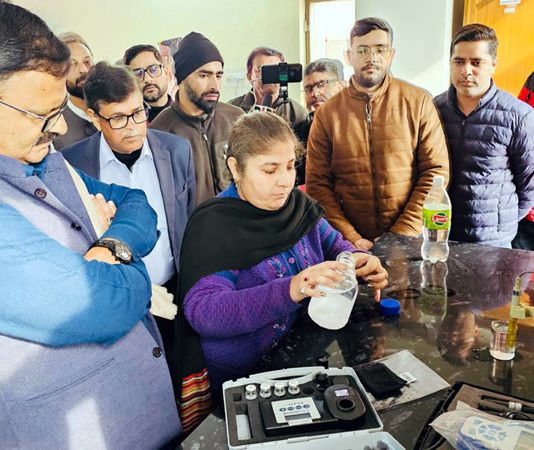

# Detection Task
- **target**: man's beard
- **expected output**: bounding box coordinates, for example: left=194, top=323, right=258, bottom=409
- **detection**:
left=184, top=82, right=219, bottom=114
left=355, top=64, right=387, bottom=89
left=143, top=83, right=166, bottom=103
left=66, top=73, right=88, bottom=99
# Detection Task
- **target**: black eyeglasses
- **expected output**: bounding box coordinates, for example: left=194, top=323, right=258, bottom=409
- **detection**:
left=303, top=79, right=338, bottom=95
left=131, top=64, right=163, bottom=81
left=96, top=106, right=150, bottom=129
left=0, top=93, right=69, bottom=133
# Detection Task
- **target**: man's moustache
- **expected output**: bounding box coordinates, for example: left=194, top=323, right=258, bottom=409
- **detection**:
left=76, top=73, right=88, bottom=85
left=35, top=132, right=59, bottom=146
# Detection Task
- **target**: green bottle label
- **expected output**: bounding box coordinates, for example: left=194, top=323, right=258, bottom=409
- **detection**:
left=423, top=207, right=451, bottom=230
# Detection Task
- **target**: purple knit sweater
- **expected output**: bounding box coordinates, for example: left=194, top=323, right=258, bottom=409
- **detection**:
left=183, top=187, right=355, bottom=386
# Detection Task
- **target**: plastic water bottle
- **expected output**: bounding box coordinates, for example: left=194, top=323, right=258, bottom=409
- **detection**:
left=421, top=175, right=451, bottom=263
left=308, top=252, right=358, bottom=330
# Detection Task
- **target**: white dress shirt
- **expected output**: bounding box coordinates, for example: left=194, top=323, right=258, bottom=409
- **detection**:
left=98, top=134, right=174, bottom=285
left=67, top=100, right=91, bottom=121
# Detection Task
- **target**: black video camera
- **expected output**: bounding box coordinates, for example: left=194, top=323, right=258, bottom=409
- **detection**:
left=261, top=62, right=302, bottom=85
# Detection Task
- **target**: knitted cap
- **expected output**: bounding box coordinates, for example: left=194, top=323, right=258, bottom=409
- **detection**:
left=173, top=32, right=224, bottom=83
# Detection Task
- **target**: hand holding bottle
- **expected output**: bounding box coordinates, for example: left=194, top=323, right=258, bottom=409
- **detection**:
left=289, top=260, right=348, bottom=302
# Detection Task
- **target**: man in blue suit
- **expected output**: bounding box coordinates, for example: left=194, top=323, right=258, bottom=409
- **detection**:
left=63, top=62, right=196, bottom=346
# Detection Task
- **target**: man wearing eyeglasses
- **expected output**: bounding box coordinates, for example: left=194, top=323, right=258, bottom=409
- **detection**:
left=303, top=59, right=345, bottom=114
left=124, top=44, right=173, bottom=123
left=307, top=17, right=449, bottom=250
left=294, top=58, right=345, bottom=185
left=0, top=3, right=181, bottom=448
left=53, top=32, right=98, bottom=150
left=62, top=62, right=195, bottom=351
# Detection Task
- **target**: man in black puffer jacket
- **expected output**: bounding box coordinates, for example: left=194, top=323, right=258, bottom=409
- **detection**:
left=435, top=24, right=534, bottom=248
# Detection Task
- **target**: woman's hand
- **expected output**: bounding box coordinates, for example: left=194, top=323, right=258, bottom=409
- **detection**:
left=289, top=260, right=348, bottom=302
left=353, top=253, right=388, bottom=302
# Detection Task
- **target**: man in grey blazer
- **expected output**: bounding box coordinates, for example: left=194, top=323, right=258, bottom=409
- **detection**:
left=63, top=62, right=196, bottom=349
left=0, top=3, right=181, bottom=448
left=53, top=32, right=98, bottom=150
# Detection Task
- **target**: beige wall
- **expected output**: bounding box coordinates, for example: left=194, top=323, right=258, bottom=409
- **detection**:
left=13, top=0, right=303, bottom=101
left=14, top=0, right=457, bottom=100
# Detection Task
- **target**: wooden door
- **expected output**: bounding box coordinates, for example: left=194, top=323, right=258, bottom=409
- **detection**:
left=464, top=0, right=534, bottom=96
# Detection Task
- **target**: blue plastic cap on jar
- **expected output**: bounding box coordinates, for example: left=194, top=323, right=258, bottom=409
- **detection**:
left=380, top=298, right=401, bottom=316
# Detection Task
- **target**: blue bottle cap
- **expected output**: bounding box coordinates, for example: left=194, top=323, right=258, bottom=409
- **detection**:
left=380, top=298, right=401, bottom=316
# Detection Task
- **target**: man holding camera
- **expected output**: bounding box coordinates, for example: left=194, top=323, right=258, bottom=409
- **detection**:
left=229, top=47, right=308, bottom=131
left=151, top=32, right=242, bottom=204
left=307, top=18, right=449, bottom=250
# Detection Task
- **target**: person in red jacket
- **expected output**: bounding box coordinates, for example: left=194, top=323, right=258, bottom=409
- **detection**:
left=518, top=71, right=534, bottom=107
left=513, top=71, right=534, bottom=250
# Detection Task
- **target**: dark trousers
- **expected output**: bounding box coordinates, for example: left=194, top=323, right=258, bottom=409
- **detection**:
left=512, top=218, right=534, bottom=251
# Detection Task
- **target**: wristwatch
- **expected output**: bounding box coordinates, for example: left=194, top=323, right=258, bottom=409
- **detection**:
left=91, top=237, right=132, bottom=264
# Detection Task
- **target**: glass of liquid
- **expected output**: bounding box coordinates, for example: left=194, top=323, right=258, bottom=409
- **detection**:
left=490, top=320, right=515, bottom=361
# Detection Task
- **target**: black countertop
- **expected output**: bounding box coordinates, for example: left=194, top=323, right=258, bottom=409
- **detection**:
left=179, top=234, right=534, bottom=449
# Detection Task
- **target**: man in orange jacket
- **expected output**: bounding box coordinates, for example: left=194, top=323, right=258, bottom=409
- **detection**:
left=306, top=17, right=449, bottom=250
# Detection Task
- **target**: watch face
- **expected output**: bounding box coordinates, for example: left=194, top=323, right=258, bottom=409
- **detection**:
left=115, top=242, right=132, bottom=262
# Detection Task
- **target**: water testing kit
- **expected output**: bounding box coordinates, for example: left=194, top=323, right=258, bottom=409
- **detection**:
left=223, top=366, right=405, bottom=449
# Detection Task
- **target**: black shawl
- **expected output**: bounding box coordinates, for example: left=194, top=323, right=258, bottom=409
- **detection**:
left=171, top=188, right=324, bottom=392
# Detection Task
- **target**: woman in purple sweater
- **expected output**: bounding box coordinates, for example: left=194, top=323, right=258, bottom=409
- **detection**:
left=179, top=112, right=388, bottom=389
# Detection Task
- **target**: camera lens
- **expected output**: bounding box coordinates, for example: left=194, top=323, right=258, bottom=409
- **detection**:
left=337, top=398, right=355, bottom=411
